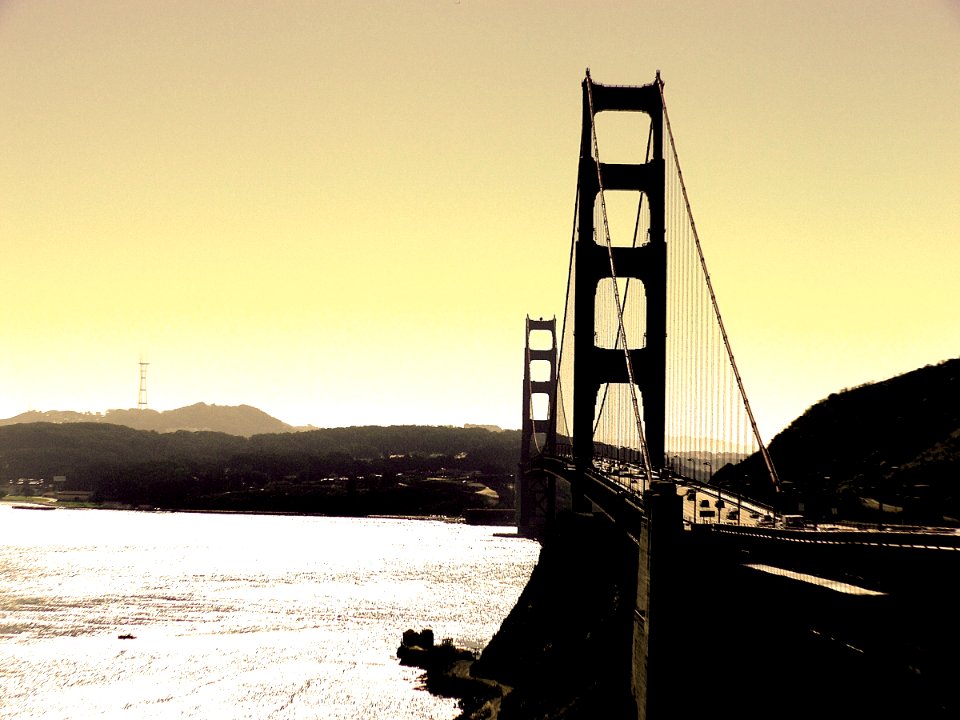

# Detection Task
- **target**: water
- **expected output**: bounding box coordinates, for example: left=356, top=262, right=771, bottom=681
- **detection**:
left=0, top=506, right=540, bottom=719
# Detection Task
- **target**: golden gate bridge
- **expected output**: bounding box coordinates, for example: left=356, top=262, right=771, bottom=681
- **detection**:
left=521, top=70, right=779, bottom=526
left=514, top=72, right=960, bottom=719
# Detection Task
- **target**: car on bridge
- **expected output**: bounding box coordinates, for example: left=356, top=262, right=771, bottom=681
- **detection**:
left=782, top=514, right=805, bottom=529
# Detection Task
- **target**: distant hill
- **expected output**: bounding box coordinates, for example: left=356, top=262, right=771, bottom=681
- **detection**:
left=0, top=422, right=521, bottom=516
left=464, top=423, right=506, bottom=433
left=717, top=357, right=960, bottom=524
left=0, top=403, right=294, bottom=437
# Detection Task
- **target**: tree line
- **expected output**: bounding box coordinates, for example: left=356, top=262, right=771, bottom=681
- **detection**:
left=0, top=423, right=520, bottom=515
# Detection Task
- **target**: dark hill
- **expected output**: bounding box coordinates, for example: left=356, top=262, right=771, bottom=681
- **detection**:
left=0, top=403, right=293, bottom=437
left=716, top=357, right=960, bottom=524
left=0, top=422, right=521, bottom=516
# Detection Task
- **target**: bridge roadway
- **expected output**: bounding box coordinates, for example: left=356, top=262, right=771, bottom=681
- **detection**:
left=539, top=456, right=960, bottom=717
left=592, top=458, right=776, bottom=527
left=584, top=458, right=960, bottom=597
left=590, top=456, right=960, bottom=544
left=542, top=454, right=960, bottom=594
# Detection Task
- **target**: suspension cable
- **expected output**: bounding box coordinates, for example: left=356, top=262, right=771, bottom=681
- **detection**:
left=556, top=129, right=580, bottom=442
left=585, top=71, right=654, bottom=488
left=657, top=76, right=781, bottom=492
left=556, top=156, right=581, bottom=445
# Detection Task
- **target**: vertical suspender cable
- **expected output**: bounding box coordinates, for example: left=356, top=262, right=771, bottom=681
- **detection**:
left=557, top=161, right=582, bottom=446
left=657, top=77, right=781, bottom=492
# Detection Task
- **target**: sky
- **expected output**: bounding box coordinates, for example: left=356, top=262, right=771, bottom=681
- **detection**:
left=1, top=1, right=958, bottom=441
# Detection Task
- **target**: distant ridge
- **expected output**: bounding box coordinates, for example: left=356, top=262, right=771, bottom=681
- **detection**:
left=0, top=403, right=294, bottom=437
left=464, top=423, right=505, bottom=433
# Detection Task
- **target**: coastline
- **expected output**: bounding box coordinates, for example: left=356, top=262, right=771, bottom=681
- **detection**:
left=0, top=497, right=59, bottom=507
left=400, top=512, right=637, bottom=720
left=397, top=630, right=510, bottom=719
left=0, top=498, right=471, bottom=523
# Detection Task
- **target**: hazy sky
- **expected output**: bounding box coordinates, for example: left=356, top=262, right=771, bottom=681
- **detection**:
left=2, top=1, right=958, bottom=440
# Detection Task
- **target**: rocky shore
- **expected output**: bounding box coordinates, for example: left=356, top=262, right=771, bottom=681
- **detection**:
left=399, top=512, right=637, bottom=720
left=397, top=629, right=508, bottom=716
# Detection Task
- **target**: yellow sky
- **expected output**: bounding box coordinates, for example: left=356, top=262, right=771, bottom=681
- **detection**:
left=1, top=1, right=958, bottom=440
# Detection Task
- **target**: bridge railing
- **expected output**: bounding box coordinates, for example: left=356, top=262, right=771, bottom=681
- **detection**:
left=526, top=439, right=783, bottom=530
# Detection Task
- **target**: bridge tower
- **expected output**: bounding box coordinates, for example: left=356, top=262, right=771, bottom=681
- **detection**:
left=572, top=74, right=665, bottom=471
left=517, top=316, right=558, bottom=538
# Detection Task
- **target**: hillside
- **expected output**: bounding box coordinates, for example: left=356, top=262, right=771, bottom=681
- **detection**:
left=0, top=422, right=521, bottom=516
left=715, top=357, right=960, bottom=524
left=0, top=403, right=293, bottom=437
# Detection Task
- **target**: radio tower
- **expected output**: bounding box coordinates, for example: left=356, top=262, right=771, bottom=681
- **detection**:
left=138, top=359, right=149, bottom=410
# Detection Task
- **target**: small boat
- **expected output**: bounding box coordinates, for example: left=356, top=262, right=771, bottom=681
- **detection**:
left=12, top=504, right=56, bottom=511
left=117, top=633, right=136, bottom=640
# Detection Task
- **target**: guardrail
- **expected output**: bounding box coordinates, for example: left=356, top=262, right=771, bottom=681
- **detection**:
left=705, top=523, right=960, bottom=550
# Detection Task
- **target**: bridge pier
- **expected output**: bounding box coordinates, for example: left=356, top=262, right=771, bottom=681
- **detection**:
left=632, top=481, right=683, bottom=719
left=557, top=466, right=687, bottom=719
left=529, top=464, right=688, bottom=718
left=516, top=463, right=557, bottom=540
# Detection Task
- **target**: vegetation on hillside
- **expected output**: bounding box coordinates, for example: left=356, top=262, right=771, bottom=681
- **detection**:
left=0, top=423, right=520, bottom=516
left=715, top=358, right=960, bottom=525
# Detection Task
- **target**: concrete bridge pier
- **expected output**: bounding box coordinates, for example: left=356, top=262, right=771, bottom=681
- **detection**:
left=516, top=463, right=557, bottom=540
left=515, top=461, right=693, bottom=718
left=632, top=480, right=683, bottom=720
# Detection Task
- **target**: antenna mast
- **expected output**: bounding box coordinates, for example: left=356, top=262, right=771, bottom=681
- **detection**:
left=138, top=359, right=149, bottom=410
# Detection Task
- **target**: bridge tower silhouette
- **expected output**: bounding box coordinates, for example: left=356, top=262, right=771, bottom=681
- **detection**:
left=515, top=70, right=781, bottom=716
left=572, top=71, right=665, bottom=473
left=517, top=316, right=558, bottom=537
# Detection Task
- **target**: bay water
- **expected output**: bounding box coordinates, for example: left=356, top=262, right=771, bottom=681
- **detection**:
left=0, top=505, right=540, bottom=719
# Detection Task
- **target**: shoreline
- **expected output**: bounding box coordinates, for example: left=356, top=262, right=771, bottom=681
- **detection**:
left=0, top=495, right=466, bottom=524
left=0, top=499, right=502, bottom=527
left=401, top=513, right=639, bottom=720
left=397, top=631, right=510, bottom=720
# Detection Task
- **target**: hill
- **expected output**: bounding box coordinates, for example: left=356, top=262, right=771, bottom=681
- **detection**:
left=715, top=357, right=960, bottom=524
left=0, top=422, right=521, bottom=516
left=0, top=403, right=293, bottom=437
